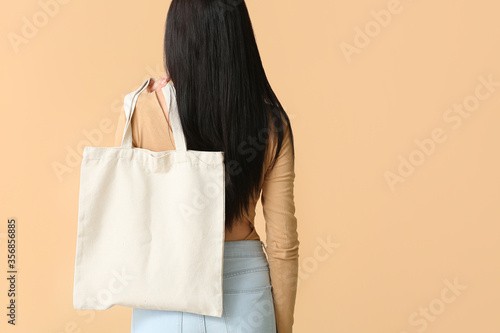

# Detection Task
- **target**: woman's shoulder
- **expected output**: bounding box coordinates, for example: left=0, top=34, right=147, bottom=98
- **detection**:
left=260, top=110, right=294, bottom=184
left=129, top=85, right=175, bottom=150
left=133, top=88, right=161, bottom=117
left=265, top=110, right=293, bottom=158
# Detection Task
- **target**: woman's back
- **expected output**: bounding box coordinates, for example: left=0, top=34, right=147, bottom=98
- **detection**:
left=114, top=81, right=296, bottom=243
left=114, top=78, right=300, bottom=333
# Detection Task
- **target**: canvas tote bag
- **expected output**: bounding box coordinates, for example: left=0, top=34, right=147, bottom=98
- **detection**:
left=73, top=78, right=225, bottom=317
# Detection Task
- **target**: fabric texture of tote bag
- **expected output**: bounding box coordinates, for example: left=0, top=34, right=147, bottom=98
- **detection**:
left=73, top=78, right=226, bottom=317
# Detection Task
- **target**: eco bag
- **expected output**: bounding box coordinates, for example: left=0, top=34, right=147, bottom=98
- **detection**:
left=73, top=78, right=225, bottom=317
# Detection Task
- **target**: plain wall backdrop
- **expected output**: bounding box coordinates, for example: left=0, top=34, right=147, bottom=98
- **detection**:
left=1, top=0, right=499, bottom=332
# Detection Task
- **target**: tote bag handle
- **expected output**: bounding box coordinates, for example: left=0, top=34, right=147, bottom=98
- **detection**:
left=120, top=78, right=187, bottom=152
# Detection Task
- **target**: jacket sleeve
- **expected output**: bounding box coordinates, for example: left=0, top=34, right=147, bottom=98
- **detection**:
left=261, top=122, right=300, bottom=333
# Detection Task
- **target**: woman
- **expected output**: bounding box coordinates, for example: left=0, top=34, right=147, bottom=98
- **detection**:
left=114, top=1, right=299, bottom=332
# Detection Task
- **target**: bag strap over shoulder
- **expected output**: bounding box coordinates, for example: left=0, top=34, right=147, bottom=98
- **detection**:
left=120, top=78, right=187, bottom=152
left=160, top=81, right=187, bottom=152
left=120, top=78, right=151, bottom=149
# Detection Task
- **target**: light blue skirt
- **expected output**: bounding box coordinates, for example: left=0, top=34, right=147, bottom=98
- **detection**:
left=131, top=240, right=277, bottom=333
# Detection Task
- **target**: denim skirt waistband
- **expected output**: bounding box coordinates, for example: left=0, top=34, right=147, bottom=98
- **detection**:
left=223, top=240, right=268, bottom=259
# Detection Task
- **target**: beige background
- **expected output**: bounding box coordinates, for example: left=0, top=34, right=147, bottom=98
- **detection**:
left=1, top=0, right=499, bottom=332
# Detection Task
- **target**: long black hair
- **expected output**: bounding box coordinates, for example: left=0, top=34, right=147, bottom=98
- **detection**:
left=164, top=0, right=295, bottom=232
